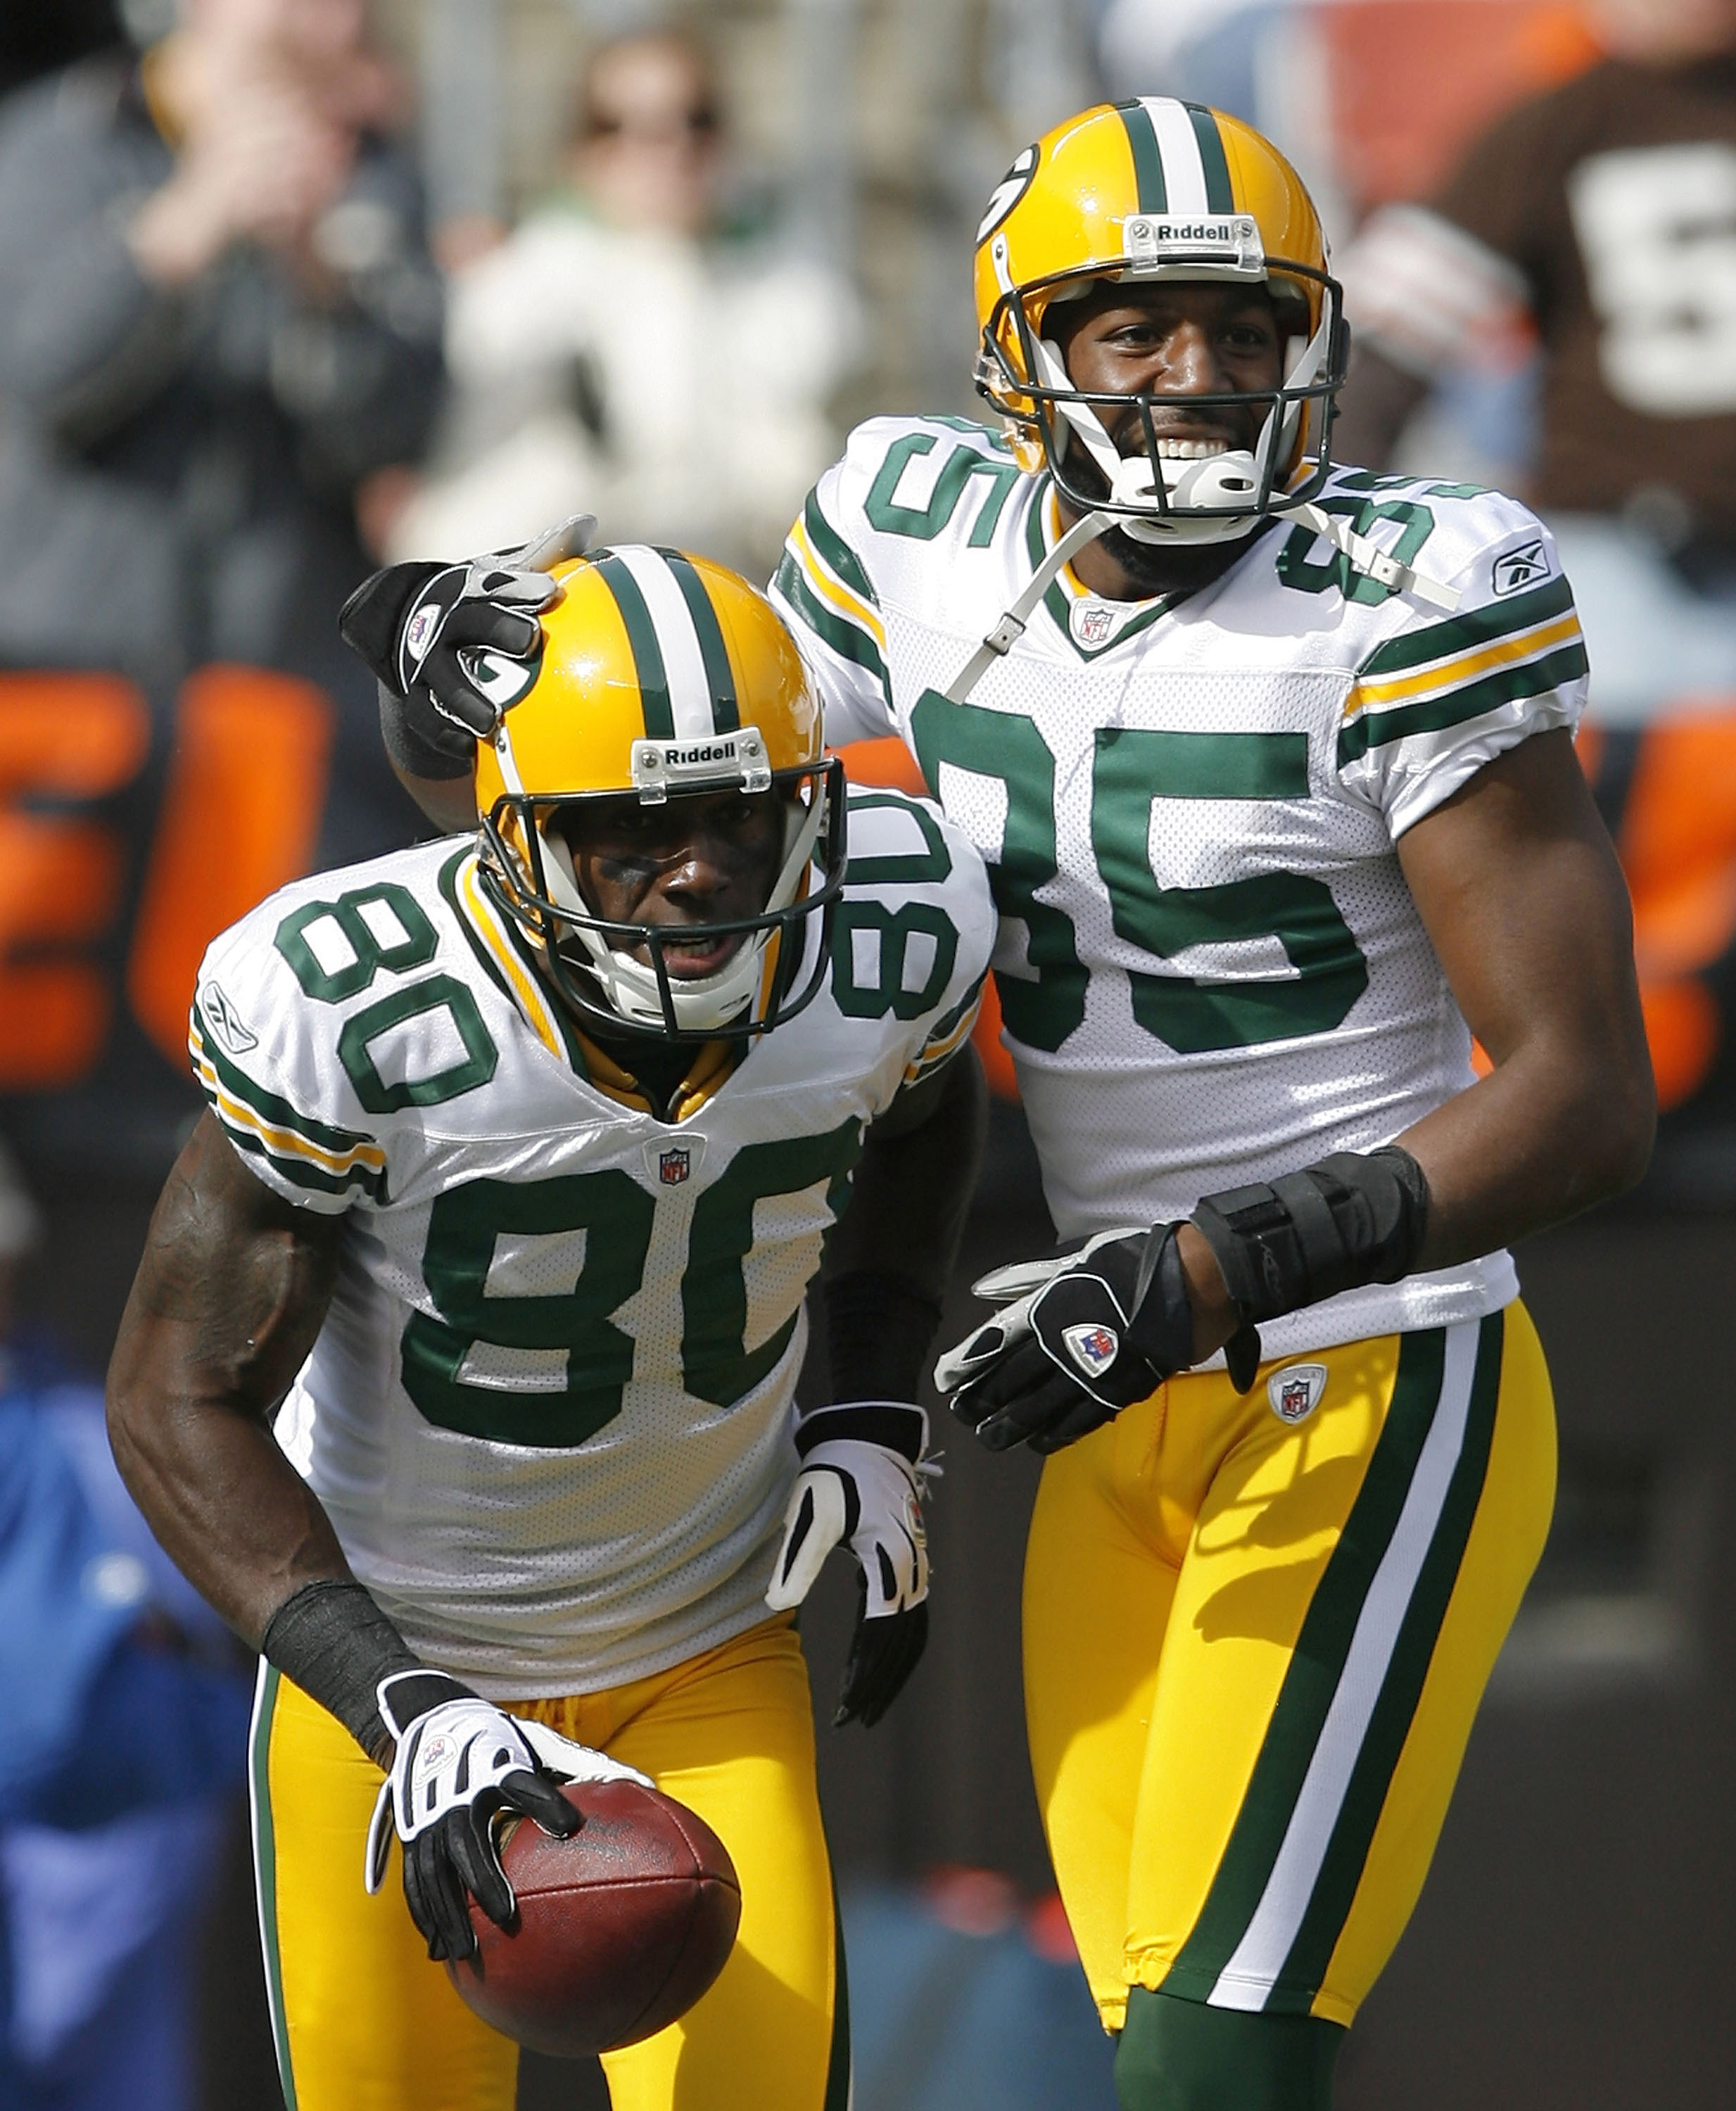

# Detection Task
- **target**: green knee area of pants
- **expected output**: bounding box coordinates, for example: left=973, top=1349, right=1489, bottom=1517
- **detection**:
left=1113, top=1988, right=1345, bottom=2111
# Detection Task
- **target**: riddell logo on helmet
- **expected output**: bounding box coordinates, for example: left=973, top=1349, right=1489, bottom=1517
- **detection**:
left=665, top=741, right=736, bottom=768
left=1121, top=214, right=1262, bottom=267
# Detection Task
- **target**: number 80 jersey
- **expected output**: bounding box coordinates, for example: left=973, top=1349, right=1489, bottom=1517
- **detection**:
left=189, top=787, right=992, bottom=1699
left=773, top=415, right=1591, bottom=1363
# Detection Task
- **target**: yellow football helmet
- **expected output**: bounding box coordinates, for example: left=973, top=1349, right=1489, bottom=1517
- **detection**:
left=474, top=545, right=844, bottom=1040
left=974, top=98, right=1348, bottom=544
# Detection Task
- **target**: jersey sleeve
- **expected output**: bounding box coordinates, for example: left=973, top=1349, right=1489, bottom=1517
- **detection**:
left=187, top=907, right=388, bottom=1214
left=837, top=786, right=996, bottom=1091
left=769, top=429, right=897, bottom=746
left=1335, top=507, right=1587, bottom=839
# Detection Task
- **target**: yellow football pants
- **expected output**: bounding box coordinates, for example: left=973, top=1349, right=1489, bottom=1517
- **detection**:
left=249, top=1614, right=847, bottom=2111
left=1024, top=1306, right=1555, bottom=2032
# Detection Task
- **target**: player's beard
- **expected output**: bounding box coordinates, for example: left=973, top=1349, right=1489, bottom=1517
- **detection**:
left=1052, top=428, right=1273, bottom=598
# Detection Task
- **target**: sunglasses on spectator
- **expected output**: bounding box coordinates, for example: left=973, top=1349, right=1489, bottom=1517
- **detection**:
left=584, top=106, right=719, bottom=140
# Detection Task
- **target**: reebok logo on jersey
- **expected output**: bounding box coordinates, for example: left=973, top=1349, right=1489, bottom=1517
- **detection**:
left=1493, top=540, right=1552, bottom=597
left=1267, top=1362, right=1328, bottom=1425
left=200, top=980, right=258, bottom=1055
left=1063, top=1322, right=1120, bottom=1376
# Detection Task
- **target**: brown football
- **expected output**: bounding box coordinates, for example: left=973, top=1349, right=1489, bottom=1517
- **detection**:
left=446, top=1779, right=741, bottom=2059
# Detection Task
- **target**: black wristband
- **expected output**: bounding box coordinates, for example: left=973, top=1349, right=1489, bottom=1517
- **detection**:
left=823, top=1270, right=943, bottom=1405
left=260, top=1580, right=424, bottom=1765
left=794, top=1400, right=926, bottom=1464
left=1191, top=1145, right=1431, bottom=1326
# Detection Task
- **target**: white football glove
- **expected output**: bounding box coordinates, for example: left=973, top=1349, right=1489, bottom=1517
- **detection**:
left=364, top=1669, right=650, bottom=1961
left=766, top=1402, right=932, bottom=1727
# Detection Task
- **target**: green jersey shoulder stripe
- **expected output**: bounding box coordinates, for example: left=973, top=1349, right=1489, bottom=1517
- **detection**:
left=1338, top=640, right=1588, bottom=768
left=191, top=1000, right=382, bottom=1167
left=658, top=547, right=740, bottom=733
left=804, top=489, right=879, bottom=608
left=593, top=552, right=674, bottom=738
left=220, top=1125, right=376, bottom=1201
left=1359, top=573, right=1575, bottom=680
left=1186, top=102, right=1235, bottom=214
left=775, top=550, right=892, bottom=705
left=920, top=965, right=988, bottom=1054
left=1116, top=99, right=1168, bottom=213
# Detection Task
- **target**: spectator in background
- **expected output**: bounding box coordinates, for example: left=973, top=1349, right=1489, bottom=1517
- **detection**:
left=0, top=1139, right=252, bottom=2111
left=0, top=0, right=444, bottom=862
left=1333, top=0, right=1736, bottom=723
left=392, top=27, right=856, bottom=578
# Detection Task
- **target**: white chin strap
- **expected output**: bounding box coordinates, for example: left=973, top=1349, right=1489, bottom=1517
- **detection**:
left=539, top=789, right=828, bottom=1035
left=1027, top=316, right=1457, bottom=606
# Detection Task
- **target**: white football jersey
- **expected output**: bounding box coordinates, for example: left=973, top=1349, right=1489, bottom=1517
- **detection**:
left=772, top=415, right=1590, bottom=1361
left=189, top=789, right=992, bottom=1698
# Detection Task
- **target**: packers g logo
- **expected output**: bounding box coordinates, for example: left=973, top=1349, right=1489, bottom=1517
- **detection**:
left=977, top=144, right=1039, bottom=243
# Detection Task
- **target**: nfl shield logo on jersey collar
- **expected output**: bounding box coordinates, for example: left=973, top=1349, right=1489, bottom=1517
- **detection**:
left=643, top=1136, right=707, bottom=1186
left=1070, top=598, right=1119, bottom=649
left=1267, top=1362, right=1328, bottom=1425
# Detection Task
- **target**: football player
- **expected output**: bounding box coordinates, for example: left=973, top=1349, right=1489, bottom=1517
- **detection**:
left=106, top=546, right=995, bottom=2111
left=771, top=101, right=1654, bottom=2110
left=384, top=103, right=1659, bottom=2110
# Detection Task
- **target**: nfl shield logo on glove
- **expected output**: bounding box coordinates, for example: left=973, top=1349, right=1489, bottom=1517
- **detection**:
left=1267, top=1362, right=1328, bottom=1425
left=1062, top=1322, right=1119, bottom=1377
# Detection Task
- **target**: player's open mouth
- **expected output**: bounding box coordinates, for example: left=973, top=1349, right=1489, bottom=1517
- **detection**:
left=643, top=932, right=745, bottom=978
left=1152, top=436, right=1231, bottom=458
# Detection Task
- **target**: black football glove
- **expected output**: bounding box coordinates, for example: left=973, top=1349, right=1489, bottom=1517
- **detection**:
left=764, top=1403, right=931, bottom=1728
left=338, top=514, right=596, bottom=766
left=933, top=1227, right=1262, bottom=1455
left=363, top=1669, right=649, bottom=1962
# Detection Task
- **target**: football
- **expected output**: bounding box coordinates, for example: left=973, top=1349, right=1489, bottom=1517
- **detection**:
left=447, top=1779, right=742, bottom=2058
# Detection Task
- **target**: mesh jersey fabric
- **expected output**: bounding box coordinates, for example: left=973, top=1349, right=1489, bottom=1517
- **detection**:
left=188, top=792, right=993, bottom=1697
left=772, top=415, right=1588, bottom=1362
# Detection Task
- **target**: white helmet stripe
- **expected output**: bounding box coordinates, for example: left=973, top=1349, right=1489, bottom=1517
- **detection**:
left=1144, top=97, right=1212, bottom=215
left=492, top=716, right=526, bottom=796
left=612, top=546, right=716, bottom=740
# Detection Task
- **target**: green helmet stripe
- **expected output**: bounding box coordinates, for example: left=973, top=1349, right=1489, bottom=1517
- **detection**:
left=593, top=552, right=674, bottom=737
left=1186, top=101, right=1235, bottom=213
left=657, top=548, right=740, bottom=733
left=1115, top=99, right=1168, bottom=214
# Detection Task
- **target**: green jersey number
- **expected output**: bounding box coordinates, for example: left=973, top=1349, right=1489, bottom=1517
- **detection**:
left=911, top=691, right=1369, bottom=1056
left=864, top=431, right=1022, bottom=549
left=400, top=1120, right=862, bottom=1446
left=275, top=882, right=499, bottom=1109
left=1276, top=494, right=1436, bottom=607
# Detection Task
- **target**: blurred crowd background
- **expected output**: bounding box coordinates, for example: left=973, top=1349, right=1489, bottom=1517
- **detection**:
left=4, top=1, right=1736, bottom=2106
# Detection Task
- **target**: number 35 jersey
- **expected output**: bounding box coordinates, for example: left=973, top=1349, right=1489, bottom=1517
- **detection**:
left=188, top=786, right=992, bottom=1699
left=773, top=415, right=1590, bottom=1362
